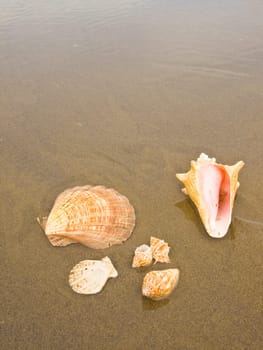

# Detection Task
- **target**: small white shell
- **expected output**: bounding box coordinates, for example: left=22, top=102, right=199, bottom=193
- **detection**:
left=150, top=237, right=170, bottom=263
left=132, top=244, right=153, bottom=268
left=142, top=269, right=180, bottom=300
left=69, top=256, right=118, bottom=294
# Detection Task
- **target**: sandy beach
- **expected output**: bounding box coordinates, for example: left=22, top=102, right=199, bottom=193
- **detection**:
left=1, top=1, right=263, bottom=349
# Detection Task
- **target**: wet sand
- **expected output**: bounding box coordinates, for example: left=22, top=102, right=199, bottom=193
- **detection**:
left=1, top=1, right=263, bottom=349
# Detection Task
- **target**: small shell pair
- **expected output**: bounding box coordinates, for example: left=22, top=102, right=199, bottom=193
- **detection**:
left=132, top=236, right=170, bottom=268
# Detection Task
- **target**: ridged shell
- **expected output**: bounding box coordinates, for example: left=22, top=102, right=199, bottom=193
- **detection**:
left=69, top=256, right=118, bottom=294
left=150, top=236, right=170, bottom=263
left=176, top=153, right=244, bottom=238
left=132, top=244, right=153, bottom=268
left=38, top=185, right=136, bottom=249
left=142, top=269, right=180, bottom=300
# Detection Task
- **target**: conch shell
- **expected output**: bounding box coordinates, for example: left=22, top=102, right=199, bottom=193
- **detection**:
left=132, top=244, right=153, bottom=268
left=69, top=256, right=118, bottom=294
left=150, top=236, right=170, bottom=263
left=142, top=269, right=180, bottom=300
left=38, top=185, right=136, bottom=249
left=176, top=153, right=244, bottom=238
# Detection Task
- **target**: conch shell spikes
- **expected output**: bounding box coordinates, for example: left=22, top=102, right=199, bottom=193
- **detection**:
left=176, top=153, right=244, bottom=238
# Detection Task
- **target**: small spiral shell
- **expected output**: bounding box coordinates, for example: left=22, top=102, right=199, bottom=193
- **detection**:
left=150, top=237, right=170, bottom=263
left=142, top=269, right=180, bottom=300
left=132, top=244, right=153, bottom=268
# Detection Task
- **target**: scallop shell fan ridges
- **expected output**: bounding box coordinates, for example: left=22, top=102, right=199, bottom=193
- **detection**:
left=41, top=185, right=136, bottom=249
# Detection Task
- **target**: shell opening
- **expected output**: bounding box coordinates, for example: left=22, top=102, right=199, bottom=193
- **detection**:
left=200, top=164, right=231, bottom=237
left=135, top=244, right=151, bottom=253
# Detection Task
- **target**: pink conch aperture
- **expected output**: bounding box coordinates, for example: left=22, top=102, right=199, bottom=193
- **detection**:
left=176, top=153, right=244, bottom=238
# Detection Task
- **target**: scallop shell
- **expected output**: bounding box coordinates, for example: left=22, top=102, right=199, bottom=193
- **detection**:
left=132, top=244, right=153, bottom=268
left=69, top=256, right=118, bottom=294
left=150, top=236, right=170, bottom=263
left=38, top=185, right=136, bottom=249
left=176, top=153, right=244, bottom=238
left=142, top=269, right=180, bottom=300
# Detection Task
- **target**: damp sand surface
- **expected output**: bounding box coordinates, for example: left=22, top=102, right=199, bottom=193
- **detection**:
left=0, top=1, right=263, bottom=349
